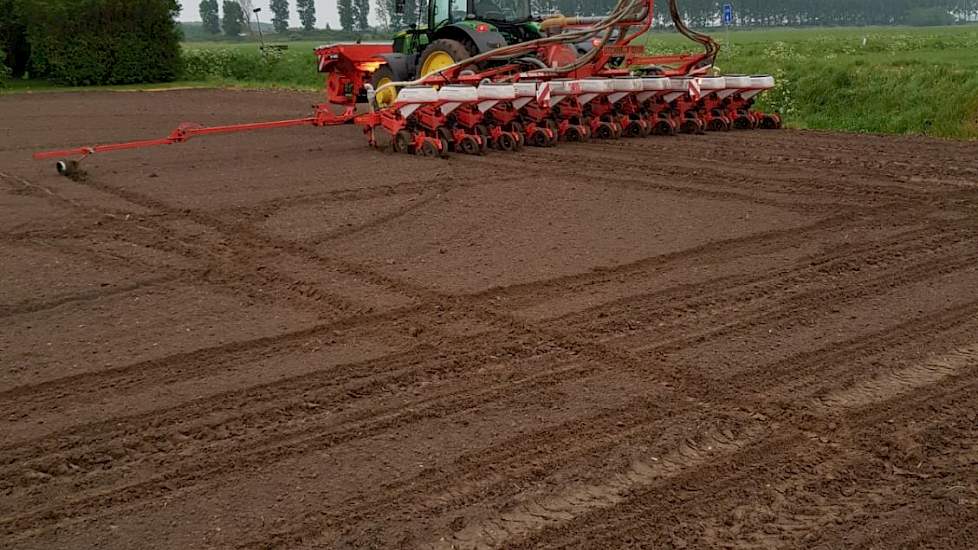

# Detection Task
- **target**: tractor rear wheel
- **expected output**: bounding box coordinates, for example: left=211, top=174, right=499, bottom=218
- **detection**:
left=418, top=39, right=475, bottom=79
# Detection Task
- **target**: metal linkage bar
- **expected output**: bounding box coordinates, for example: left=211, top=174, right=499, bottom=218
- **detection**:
left=31, top=108, right=352, bottom=161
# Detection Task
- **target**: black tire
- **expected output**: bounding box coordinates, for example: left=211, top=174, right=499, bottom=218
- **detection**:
left=565, top=125, right=585, bottom=142
left=680, top=119, right=700, bottom=135
left=509, top=121, right=525, bottom=148
left=370, top=65, right=401, bottom=108
left=652, top=119, right=675, bottom=136
left=595, top=123, right=614, bottom=140
left=530, top=128, right=550, bottom=147
left=474, top=124, right=490, bottom=150
left=417, top=39, right=475, bottom=79
left=419, top=140, right=440, bottom=157
left=497, top=132, right=517, bottom=152
left=438, top=127, right=455, bottom=152
left=393, top=130, right=414, bottom=154
left=459, top=135, right=481, bottom=155
left=760, top=115, right=781, bottom=130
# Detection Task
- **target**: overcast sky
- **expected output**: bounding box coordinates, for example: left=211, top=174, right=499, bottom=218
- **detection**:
left=178, top=1, right=342, bottom=29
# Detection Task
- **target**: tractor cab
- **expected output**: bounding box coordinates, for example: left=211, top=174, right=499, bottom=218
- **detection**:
left=431, top=0, right=534, bottom=28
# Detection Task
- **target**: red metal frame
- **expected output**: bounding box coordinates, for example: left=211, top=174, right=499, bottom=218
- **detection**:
left=33, top=106, right=344, bottom=161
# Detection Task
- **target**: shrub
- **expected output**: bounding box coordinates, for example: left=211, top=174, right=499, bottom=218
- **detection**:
left=0, top=0, right=29, bottom=77
left=23, top=0, right=183, bottom=86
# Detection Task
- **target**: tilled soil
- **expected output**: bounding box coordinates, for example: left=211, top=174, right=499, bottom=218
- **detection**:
left=1, top=88, right=977, bottom=549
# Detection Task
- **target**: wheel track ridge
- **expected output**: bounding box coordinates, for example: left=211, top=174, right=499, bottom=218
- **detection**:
left=546, top=224, right=954, bottom=331
left=0, top=302, right=423, bottom=407
left=0, top=360, right=593, bottom=539
left=0, top=273, right=182, bottom=319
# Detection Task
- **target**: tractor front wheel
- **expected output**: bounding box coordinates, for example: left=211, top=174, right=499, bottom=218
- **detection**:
left=370, top=65, right=400, bottom=108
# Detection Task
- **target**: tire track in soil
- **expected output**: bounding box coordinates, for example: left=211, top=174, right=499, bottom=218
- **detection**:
left=254, top=223, right=976, bottom=548
left=434, top=308, right=978, bottom=548
left=0, top=174, right=375, bottom=323
left=428, top=422, right=768, bottom=550
left=9, top=216, right=916, bottom=544
left=0, top=322, right=586, bottom=511
left=535, top=357, right=978, bottom=549
left=815, top=343, right=978, bottom=412
left=587, top=137, right=977, bottom=198
left=222, top=219, right=957, bottom=547
left=1, top=180, right=908, bottom=420
left=0, top=351, right=596, bottom=542
left=540, top=223, right=967, bottom=335
left=453, top=209, right=925, bottom=315
left=731, top=300, right=978, bottom=409
left=606, top=130, right=978, bottom=179
left=467, top=152, right=842, bottom=212
left=411, top=280, right=978, bottom=550
left=0, top=303, right=425, bottom=416
left=3, top=195, right=968, bottom=544
left=0, top=273, right=181, bottom=318
left=237, top=395, right=757, bottom=549
left=607, top=233, right=978, bottom=357
left=53, top=174, right=441, bottom=307
left=270, top=260, right=975, bottom=547
left=488, top=144, right=956, bottom=212
left=217, top=173, right=525, bottom=227
left=306, top=191, right=444, bottom=244
left=0, top=321, right=532, bottom=456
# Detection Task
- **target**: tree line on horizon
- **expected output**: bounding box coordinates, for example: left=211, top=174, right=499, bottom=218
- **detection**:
left=197, top=0, right=321, bottom=36
left=198, top=0, right=978, bottom=35
left=643, top=0, right=978, bottom=27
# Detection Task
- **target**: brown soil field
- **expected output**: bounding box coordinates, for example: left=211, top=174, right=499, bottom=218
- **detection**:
left=2, top=88, right=978, bottom=549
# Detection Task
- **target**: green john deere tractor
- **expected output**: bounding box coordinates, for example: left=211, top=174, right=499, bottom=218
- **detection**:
left=371, top=0, right=543, bottom=106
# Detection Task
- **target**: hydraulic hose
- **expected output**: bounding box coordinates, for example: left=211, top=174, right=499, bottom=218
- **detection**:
left=668, top=0, right=720, bottom=67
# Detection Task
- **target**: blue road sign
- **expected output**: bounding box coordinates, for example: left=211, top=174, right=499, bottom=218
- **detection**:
left=723, top=3, right=734, bottom=25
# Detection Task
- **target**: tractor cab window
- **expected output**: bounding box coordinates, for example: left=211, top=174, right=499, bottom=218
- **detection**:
left=432, top=0, right=456, bottom=27
left=472, top=0, right=531, bottom=23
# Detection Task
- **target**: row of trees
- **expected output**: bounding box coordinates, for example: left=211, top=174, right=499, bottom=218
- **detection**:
left=338, top=0, right=372, bottom=31
left=366, top=0, right=978, bottom=29
left=651, top=0, right=978, bottom=27
left=209, top=0, right=974, bottom=34
left=199, top=1, right=246, bottom=36
left=197, top=0, right=317, bottom=35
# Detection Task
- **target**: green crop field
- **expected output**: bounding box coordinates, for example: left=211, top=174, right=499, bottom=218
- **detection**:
left=7, top=25, right=978, bottom=139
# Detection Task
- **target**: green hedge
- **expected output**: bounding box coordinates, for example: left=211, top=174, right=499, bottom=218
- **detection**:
left=23, top=0, right=182, bottom=85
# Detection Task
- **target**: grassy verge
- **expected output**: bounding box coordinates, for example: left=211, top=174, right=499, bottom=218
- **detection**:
left=644, top=25, right=978, bottom=139
left=180, top=41, right=324, bottom=90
